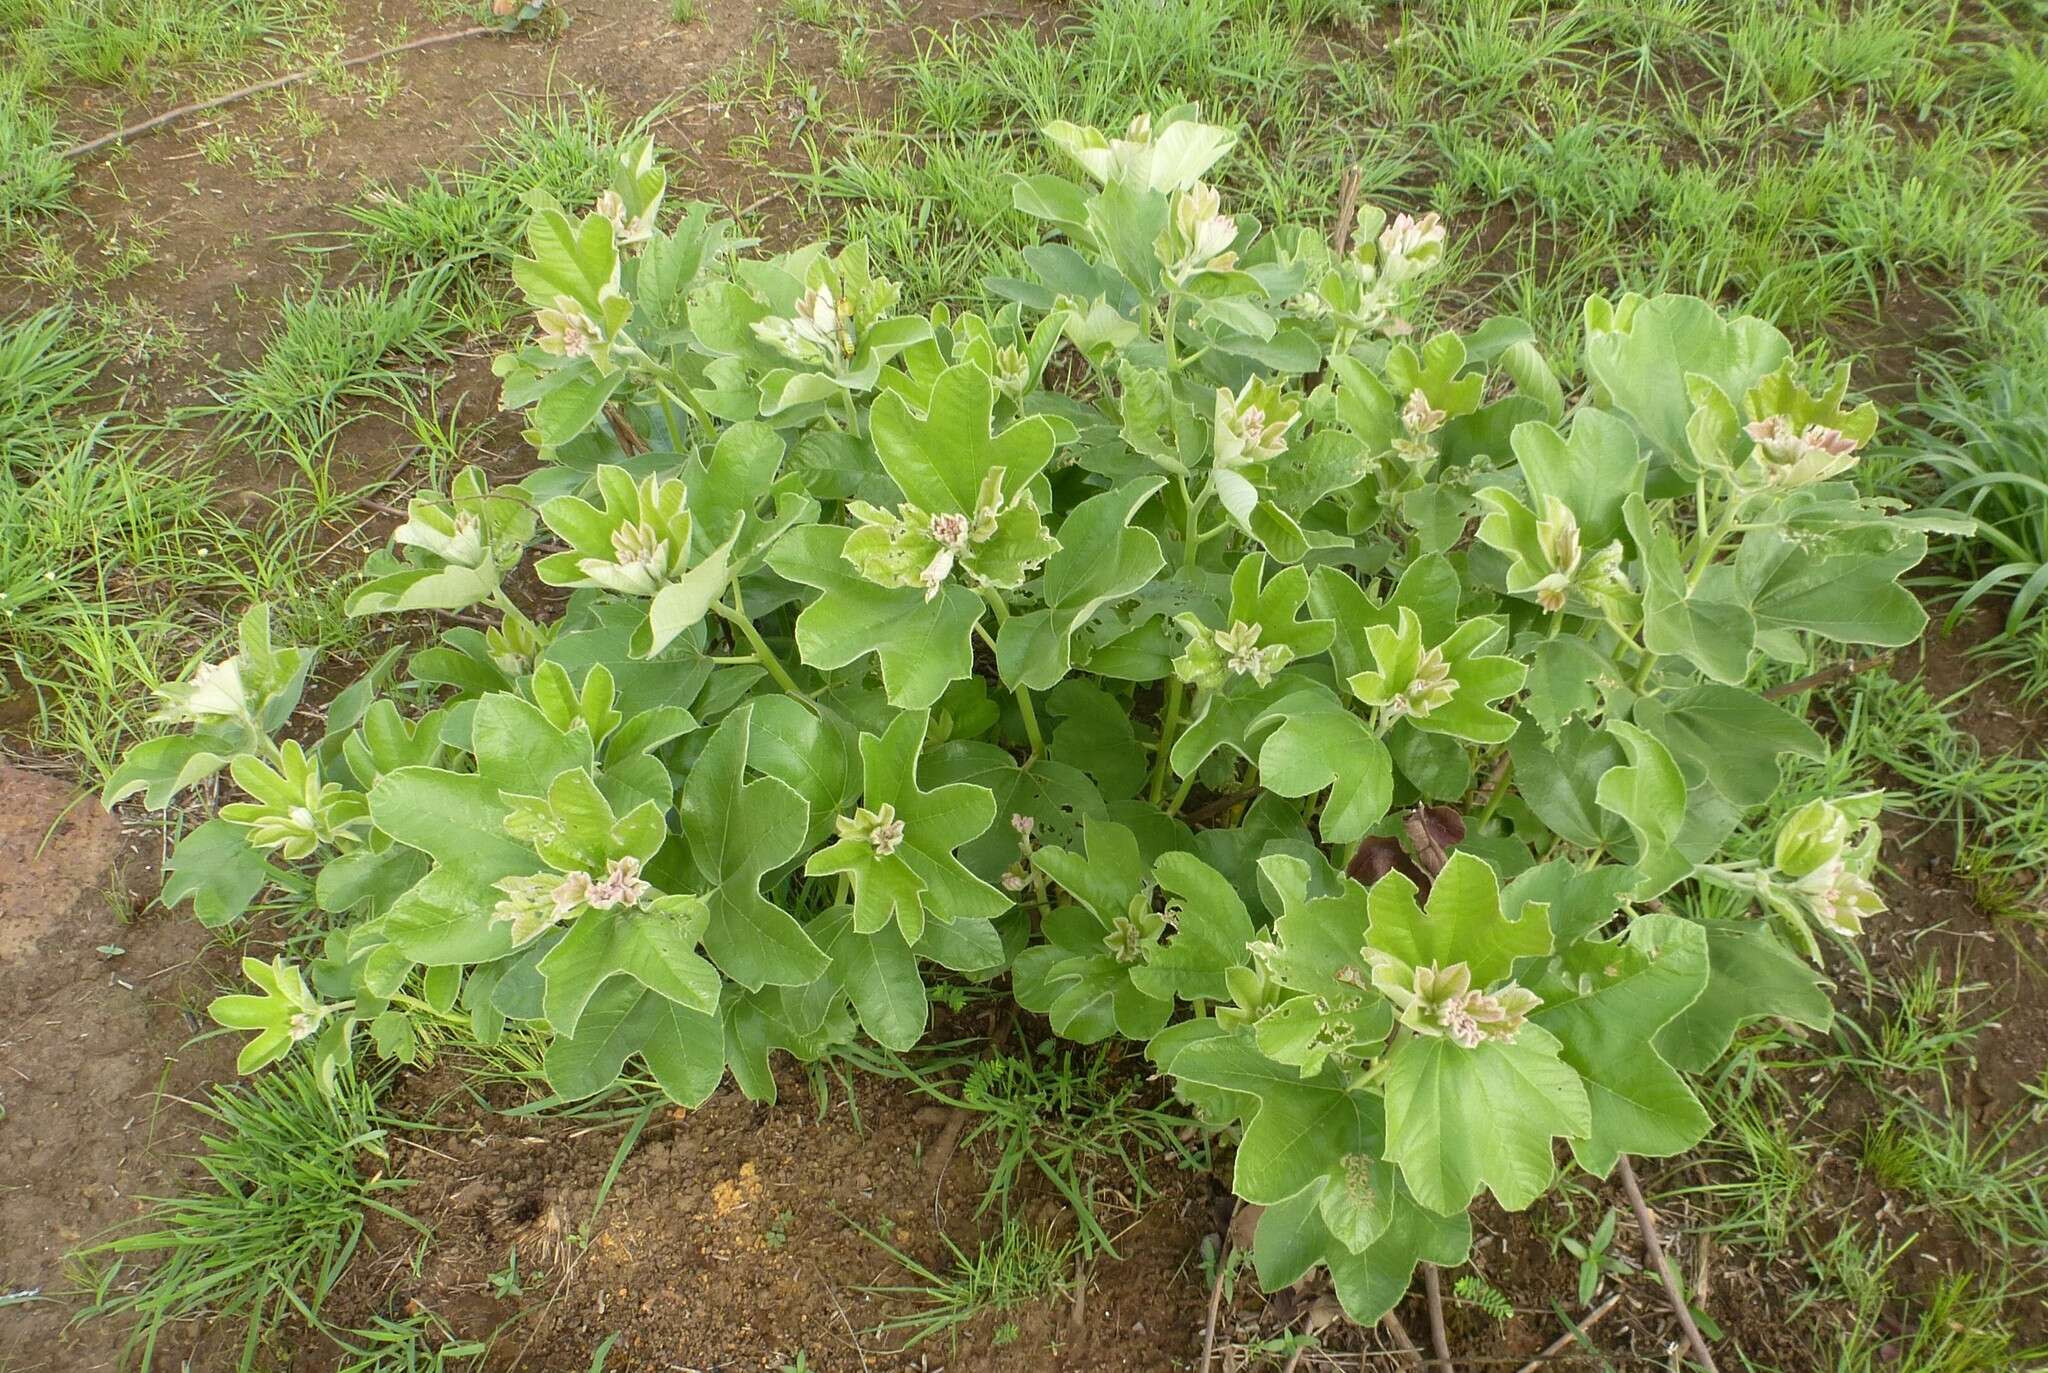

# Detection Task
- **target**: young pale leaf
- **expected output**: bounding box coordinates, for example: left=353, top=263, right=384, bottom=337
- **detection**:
left=1366, top=852, right=1550, bottom=985
left=1381, top=1024, right=1591, bottom=1213
left=869, top=360, right=1059, bottom=513
left=1583, top=293, right=1789, bottom=469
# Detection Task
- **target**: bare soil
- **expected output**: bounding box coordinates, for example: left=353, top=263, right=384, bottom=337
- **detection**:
left=0, top=763, right=237, bottom=1373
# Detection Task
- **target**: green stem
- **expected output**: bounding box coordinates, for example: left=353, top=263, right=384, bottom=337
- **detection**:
left=1149, top=678, right=1185, bottom=804
left=656, top=390, right=689, bottom=452
left=976, top=586, right=1043, bottom=760
left=1166, top=766, right=1199, bottom=817
left=714, top=587, right=810, bottom=701
left=1472, top=754, right=1513, bottom=827
left=1162, top=293, right=1181, bottom=370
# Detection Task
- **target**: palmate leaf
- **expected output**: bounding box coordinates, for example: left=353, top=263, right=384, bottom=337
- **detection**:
left=1507, top=406, right=1645, bottom=546
left=536, top=896, right=721, bottom=1038
left=1248, top=865, right=1393, bottom=1074
left=1016, top=818, right=1173, bottom=1042
left=768, top=523, right=982, bottom=709
left=1654, top=920, right=1833, bottom=1073
left=869, top=360, right=1060, bottom=513
left=1366, top=852, right=1551, bottom=985
left=804, top=709, right=1007, bottom=942
left=1634, top=683, right=1824, bottom=808
left=1165, top=1029, right=1378, bottom=1204
left=1593, top=720, right=1692, bottom=897
left=543, top=976, right=726, bottom=1105
left=676, top=713, right=825, bottom=990
left=1132, top=850, right=1255, bottom=1004
left=1381, top=1025, right=1590, bottom=1214
left=997, top=479, right=1166, bottom=690
left=1252, top=1172, right=1472, bottom=1326
left=1623, top=494, right=1755, bottom=685
left=1583, top=293, right=1790, bottom=472
left=811, top=905, right=927, bottom=1051
left=1534, top=913, right=1710, bottom=1175
left=1252, top=688, right=1392, bottom=844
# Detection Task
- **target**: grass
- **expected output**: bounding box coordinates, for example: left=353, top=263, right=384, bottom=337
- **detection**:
left=852, top=1213, right=1082, bottom=1350
left=841, top=1031, right=1204, bottom=1260
left=334, top=98, right=645, bottom=322
left=73, top=1060, right=421, bottom=1369
left=0, top=0, right=338, bottom=94
left=199, top=273, right=456, bottom=461
left=0, top=302, right=105, bottom=464
left=788, top=0, right=2045, bottom=368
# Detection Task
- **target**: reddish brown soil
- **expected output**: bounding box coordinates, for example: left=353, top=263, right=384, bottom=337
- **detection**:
left=320, top=1061, right=1215, bottom=1372
left=0, top=763, right=239, bottom=1373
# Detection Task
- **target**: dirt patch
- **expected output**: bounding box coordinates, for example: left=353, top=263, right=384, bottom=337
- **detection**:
left=0, top=764, right=238, bottom=1372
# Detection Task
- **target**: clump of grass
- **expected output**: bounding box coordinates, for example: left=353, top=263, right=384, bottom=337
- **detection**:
left=335, top=99, right=642, bottom=321
left=201, top=273, right=453, bottom=458
left=0, top=81, right=70, bottom=224
left=0, top=0, right=338, bottom=92
left=853, top=1214, right=1081, bottom=1350
left=0, top=304, right=106, bottom=465
left=72, top=1061, right=420, bottom=1369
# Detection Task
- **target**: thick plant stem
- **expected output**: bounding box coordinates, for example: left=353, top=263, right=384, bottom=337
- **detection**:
left=1421, top=1262, right=1455, bottom=1372
left=1617, top=1154, right=1720, bottom=1373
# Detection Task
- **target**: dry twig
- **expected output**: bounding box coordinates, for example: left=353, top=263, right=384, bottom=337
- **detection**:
left=63, top=27, right=497, bottom=161
left=1511, top=1289, right=1624, bottom=1373
left=1617, top=1155, right=1720, bottom=1373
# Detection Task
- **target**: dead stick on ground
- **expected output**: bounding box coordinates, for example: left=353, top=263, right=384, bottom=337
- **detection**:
left=63, top=27, right=497, bottom=161
left=1617, top=1154, right=1720, bottom=1373
left=1378, top=1309, right=1426, bottom=1372
left=1421, top=1263, right=1455, bottom=1372
left=1511, top=1289, right=1624, bottom=1373
left=1200, top=1201, right=1242, bottom=1373
left=1761, top=652, right=1894, bottom=700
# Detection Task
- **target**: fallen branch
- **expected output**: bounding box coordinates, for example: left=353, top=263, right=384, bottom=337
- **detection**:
left=1378, top=1309, right=1427, bottom=1371
left=1421, top=1263, right=1455, bottom=1372
left=1511, top=1289, right=1624, bottom=1373
left=62, top=26, right=496, bottom=162
left=1200, top=1200, right=1243, bottom=1373
left=1616, top=1155, right=1720, bottom=1373
left=1761, top=653, right=1894, bottom=701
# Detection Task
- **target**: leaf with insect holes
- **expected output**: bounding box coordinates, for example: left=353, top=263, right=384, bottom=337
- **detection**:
left=804, top=710, right=1006, bottom=943
left=1246, top=867, right=1392, bottom=1075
